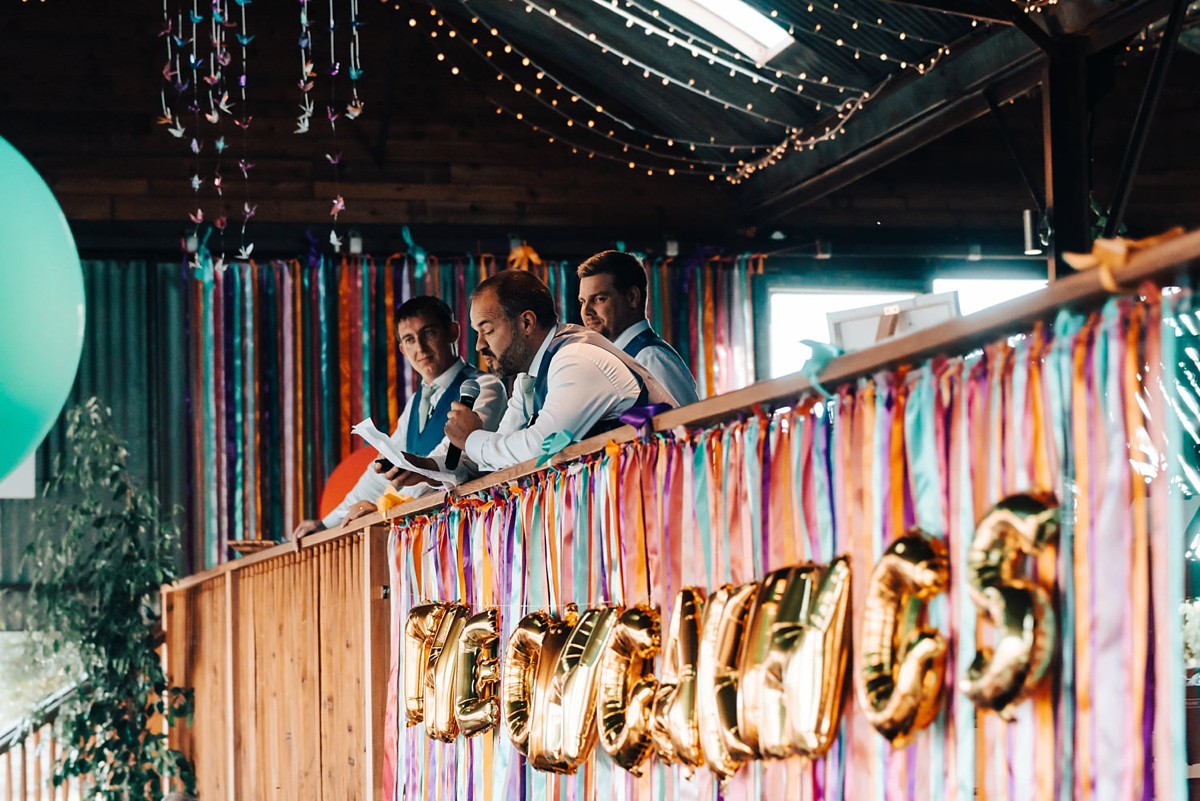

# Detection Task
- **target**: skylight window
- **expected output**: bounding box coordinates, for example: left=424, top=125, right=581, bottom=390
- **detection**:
left=654, top=0, right=795, bottom=64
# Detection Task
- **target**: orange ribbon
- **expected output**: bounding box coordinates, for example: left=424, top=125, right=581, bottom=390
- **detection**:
left=1125, top=299, right=1149, bottom=798
left=1072, top=313, right=1098, bottom=801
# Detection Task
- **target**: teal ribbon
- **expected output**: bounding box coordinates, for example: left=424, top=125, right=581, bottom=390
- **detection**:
left=813, top=405, right=835, bottom=562
left=744, top=415, right=763, bottom=577
left=402, top=225, right=427, bottom=280
left=692, top=436, right=715, bottom=586
left=1163, top=288, right=1189, bottom=801
left=243, top=264, right=257, bottom=541
left=196, top=235, right=219, bottom=567
left=536, top=430, right=574, bottom=466
left=905, top=366, right=946, bottom=800
left=904, top=367, right=942, bottom=533
left=1049, top=309, right=1082, bottom=801
left=801, top=339, right=842, bottom=397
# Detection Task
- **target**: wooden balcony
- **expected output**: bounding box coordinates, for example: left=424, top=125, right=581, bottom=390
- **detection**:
left=159, top=229, right=1200, bottom=800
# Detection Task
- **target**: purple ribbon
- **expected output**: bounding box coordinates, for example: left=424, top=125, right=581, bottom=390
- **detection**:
left=619, top=402, right=672, bottom=438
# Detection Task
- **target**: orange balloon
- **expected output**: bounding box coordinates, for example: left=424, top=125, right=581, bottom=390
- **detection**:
left=318, top=446, right=380, bottom=519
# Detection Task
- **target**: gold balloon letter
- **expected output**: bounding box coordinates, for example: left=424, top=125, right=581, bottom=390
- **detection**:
left=597, top=604, right=662, bottom=775
left=424, top=603, right=471, bottom=741
left=404, top=603, right=448, bottom=725
left=960, top=493, right=1059, bottom=719
left=502, top=610, right=555, bottom=757
left=540, top=606, right=619, bottom=771
left=857, top=534, right=949, bottom=747
left=649, top=588, right=706, bottom=770
left=696, top=582, right=758, bottom=781
left=742, top=557, right=851, bottom=760
left=502, top=605, right=619, bottom=774
left=455, top=608, right=502, bottom=737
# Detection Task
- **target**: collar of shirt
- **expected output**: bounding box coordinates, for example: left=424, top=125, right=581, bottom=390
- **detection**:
left=423, top=359, right=466, bottom=401
left=611, top=318, right=652, bottom=350
left=524, top=325, right=560, bottom=382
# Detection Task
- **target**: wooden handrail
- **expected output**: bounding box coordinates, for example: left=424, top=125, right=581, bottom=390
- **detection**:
left=0, top=683, right=78, bottom=757
left=169, top=228, right=1200, bottom=592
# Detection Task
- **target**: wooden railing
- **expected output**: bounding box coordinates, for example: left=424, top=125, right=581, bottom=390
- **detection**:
left=163, top=229, right=1200, bottom=800
left=163, top=525, right=391, bottom=801
left=0, top=687, right=87, bottom=801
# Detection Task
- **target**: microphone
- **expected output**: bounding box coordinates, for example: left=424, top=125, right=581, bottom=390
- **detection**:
left=445, top=378, right=481, bottom=470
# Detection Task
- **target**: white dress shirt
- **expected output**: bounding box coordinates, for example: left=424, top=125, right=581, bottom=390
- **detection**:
left=322, top=360, right=506, bottom=528
left=612, top=319, right=701, bottom=406
left=464, top=326, right=643, bottom=471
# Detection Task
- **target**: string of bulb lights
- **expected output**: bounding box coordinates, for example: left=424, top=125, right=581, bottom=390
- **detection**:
left=763, top=1, right=950, bottom=46
left=435, top=4, right=786, bottom=150
left=430, top=15, right=752, bottom=165
left=390, top=0, right=962, bottom=182
left=578, top=0, right=948, bottom=79
left=554, top=0, right=866, bottom=93
left=422, top=8, right=745, bottom=172
left=412, top=7, right=879, bottom=180
left=499, top=0, right=806, bottom=125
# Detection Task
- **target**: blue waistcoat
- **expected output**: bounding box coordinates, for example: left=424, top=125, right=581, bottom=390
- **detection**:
left=405, top=363, right=481, bottom=456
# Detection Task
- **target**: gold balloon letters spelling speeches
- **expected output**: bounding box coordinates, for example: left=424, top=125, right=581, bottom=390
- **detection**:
left=401, top=493, right=1059, bottom=780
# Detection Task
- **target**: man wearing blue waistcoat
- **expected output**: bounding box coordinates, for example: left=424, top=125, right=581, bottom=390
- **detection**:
left=291, top=296, right=506, bottom=538
left=577, top=250, right=700, bottom=406
left=444, top=270, right=677, bottom=472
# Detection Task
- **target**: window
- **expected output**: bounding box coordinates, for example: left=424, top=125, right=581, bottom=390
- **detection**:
left=654, top=0, right=795, bottom=63
left=932, top=277, right=1046, bottom=317
left=767, top=289, right=916, bottom=379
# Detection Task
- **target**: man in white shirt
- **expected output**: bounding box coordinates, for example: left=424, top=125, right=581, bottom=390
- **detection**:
left=577, top=250, right=700, bottom=406
left=291, top=296, right=506, bottom=538
left=444, top=270, right=677, bottom=472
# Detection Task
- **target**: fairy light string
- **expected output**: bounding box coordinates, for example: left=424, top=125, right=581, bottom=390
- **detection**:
left=440, top=4, right=782, bottom=151
left=428, top=11, right=761, bottom=164
left=411, top=0, right=956, bottom=181
left=565, top=0, right=867, bottom=94
left=501, top=0, right=798, bottom=125
left=414, top=8, right=878, bottom=180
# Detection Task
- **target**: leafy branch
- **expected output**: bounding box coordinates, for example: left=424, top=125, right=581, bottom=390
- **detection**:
left=24, top=398, right=195, bottom=800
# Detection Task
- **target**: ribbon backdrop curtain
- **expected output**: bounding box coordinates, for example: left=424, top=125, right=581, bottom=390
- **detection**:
left=184, top=247, right=758, bottom=567
left=383, top=285, right=1192, bottom=801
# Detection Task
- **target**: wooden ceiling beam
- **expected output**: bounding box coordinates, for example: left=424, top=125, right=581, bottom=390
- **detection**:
left=741, top=28, right=1044, bottom=223
left=741, top=0, right=1180, bottom=225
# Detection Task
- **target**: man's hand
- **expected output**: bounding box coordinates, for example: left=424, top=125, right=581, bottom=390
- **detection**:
left=345, top=500, right=377, bottom=521
left=445, top=402, right=483, bottom=450
left=389, top=469, right=426, bottom=489
left=292, top=519, right=326, bottom=540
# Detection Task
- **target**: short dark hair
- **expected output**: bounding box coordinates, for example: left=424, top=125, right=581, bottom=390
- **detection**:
left=396, top=295, right=453, bottom=329
left=577, top=250, right=648, bottom=306
left=473, top=270, right=558, bottom=328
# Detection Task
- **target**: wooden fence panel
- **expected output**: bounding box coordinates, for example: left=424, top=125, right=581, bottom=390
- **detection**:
left=318, top=536, right=366, bottom=801
left=162, top=524, right=393, bottom=800
left=165, top=577, right=228, bottom=801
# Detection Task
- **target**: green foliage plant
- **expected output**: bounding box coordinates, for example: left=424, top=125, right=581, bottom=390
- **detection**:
left=24, top=398, right=195, bottom=799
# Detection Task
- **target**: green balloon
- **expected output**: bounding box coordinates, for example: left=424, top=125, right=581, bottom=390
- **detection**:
left=0, top=136, right=85, bottom=482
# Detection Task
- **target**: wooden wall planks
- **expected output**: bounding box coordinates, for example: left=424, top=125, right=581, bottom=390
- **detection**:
left=0, top=1, right=739, bottom=244
left=163, top=525, right=390, bottom=800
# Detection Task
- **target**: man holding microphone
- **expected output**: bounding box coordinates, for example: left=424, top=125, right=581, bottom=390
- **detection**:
left=291, top=296, right=506, bottom=538
left=444, top=270, right=676, bottom=471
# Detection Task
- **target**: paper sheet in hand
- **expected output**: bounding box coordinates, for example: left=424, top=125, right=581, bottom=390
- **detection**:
left=350, top=418, right=460, bottom=489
